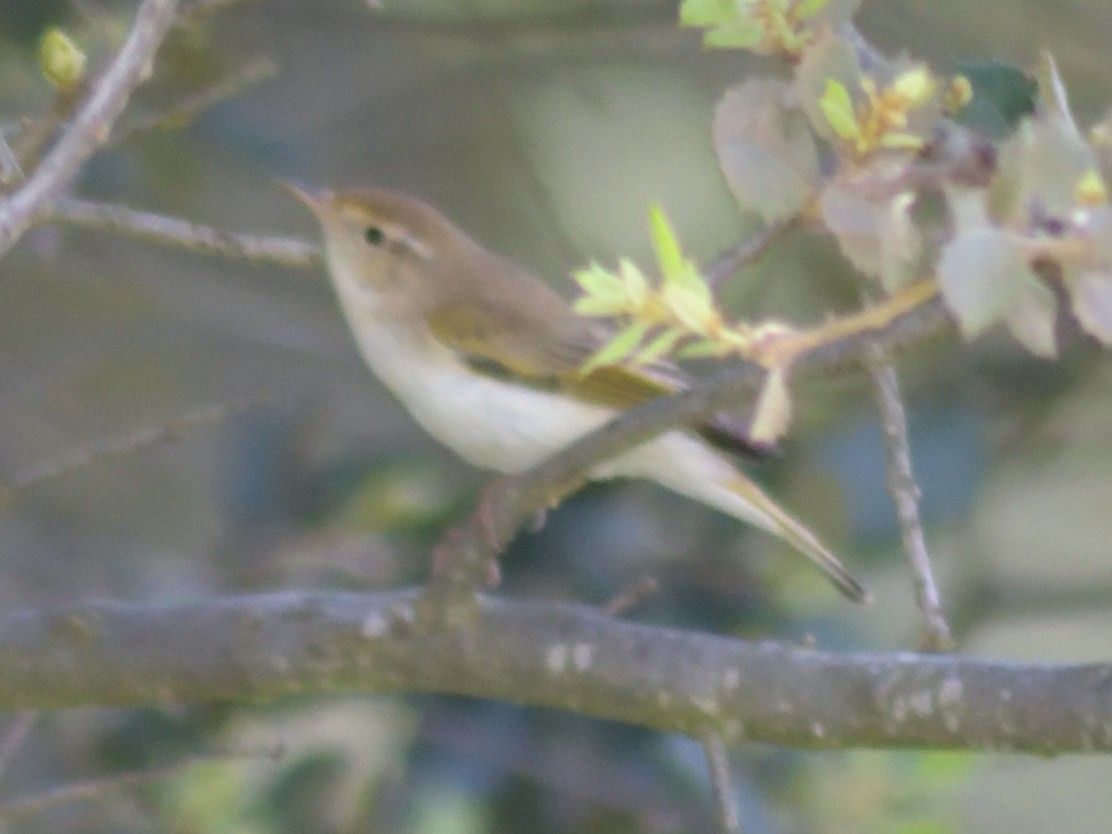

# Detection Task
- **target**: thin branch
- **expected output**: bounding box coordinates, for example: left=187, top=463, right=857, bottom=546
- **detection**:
left=111, top=57, right=278, bottom=145
left=703, top=215, right=799, bottom=290
left=865, top=344, right=953, bottom=650
left=6, top=399, right=266, bottom=491
left=0, top=0, right=182, bottom=259
left=0, top=590, right=1108, bottom=754
left=0, top=750, right=275, bottom=825
left=41, top=196, right=319, bottom=269
left=0, top=713, right=37, bottom=788
left=600, top=576, right=660, bottom=617
left=0, top=128, right=22, bottom=185
left=702, top=733, right=742, bottom=834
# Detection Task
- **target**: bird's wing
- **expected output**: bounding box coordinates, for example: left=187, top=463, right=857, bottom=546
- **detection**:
left=425, top=301, right=765, bottom=460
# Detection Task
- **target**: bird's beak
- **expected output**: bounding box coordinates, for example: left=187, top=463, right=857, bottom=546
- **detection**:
left=278, top=180, right=334, bottom=221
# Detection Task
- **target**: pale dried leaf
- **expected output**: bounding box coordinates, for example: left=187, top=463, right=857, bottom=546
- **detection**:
left=749, top=368, right=793, bottom=445
left=1069, top=268, right=1112, bottom=344
left=1005, top=278, right=1059, bottom=357
left=937, top=228, right=1038, bottom=339
left=713, top=79, right=820, bottom=223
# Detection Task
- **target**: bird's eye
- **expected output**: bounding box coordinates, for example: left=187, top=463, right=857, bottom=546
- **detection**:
left=364, top=226, right=385, bottom=246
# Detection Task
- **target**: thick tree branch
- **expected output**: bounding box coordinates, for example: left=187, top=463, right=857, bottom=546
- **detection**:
left=0, top=0, right=181, bottom=259
left=0, top=590, right=1108, bottom=754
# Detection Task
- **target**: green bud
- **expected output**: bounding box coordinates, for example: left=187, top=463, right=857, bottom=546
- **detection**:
left=39, top=28, right=87, bottom=91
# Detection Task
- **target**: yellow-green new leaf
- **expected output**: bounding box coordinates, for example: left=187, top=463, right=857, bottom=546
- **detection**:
left=618, top=258, right=649, bottom=309
left=579, top=320, right=651, bottom=376
left=679, top=0, right=736, bottom=27
left=573, top=263, right=629, bottom=316
left=662, top=281, right=717, bottom=335
left=797, top=0, right=829, bottom=18
left=637, top=327, right=686, bottom=364
left=574, top=262, right=624, bottom=297
left=820, top=79, right=860, bottom=142
left=649, top=204, right=686, bottom=281
left=678, top=338, right=732, bottom=358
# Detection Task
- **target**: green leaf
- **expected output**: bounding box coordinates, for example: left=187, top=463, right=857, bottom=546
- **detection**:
left=573, top=295, right=627, bottom=316
left=573, top=262, right=623, bottom=297
left=819, top=79, right=860, bottom=142
left=649, top=204, right=685, bottom=281
left=678, top=0, right=736, bottom=27
left=636, top=327, right=686, bottom=364
left=662, top=277, right=715, bottom=334
left=796, top=0, right=829, bottom=18
left=952, top=59, right=1036, bottom=139
left=678, top=338, right=731, bottom=358
left=702, top=20, right=765, bottom=50
left=795, top=27, right=865, bottom=141
left=618, top=258, right=649, bottom=309
left=579, top=321, right=651, bottom=375
left=572, top=264, right=629, bottom=316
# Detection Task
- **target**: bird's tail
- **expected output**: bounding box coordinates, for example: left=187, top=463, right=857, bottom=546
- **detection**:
left=716, top=473, right=871, bottom=604
left=602, top=431, right=870, bottom=603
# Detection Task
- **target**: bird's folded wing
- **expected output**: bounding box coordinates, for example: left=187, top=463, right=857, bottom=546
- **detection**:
left=426, top=302, right=765, bottom=460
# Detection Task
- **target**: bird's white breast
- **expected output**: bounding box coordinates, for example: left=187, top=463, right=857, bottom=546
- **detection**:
left=334, top=286, right=616, bottom=474
left=327, top=268, right=779, bottom=534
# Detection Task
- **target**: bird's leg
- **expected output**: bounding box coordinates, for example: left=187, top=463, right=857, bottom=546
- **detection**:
left=430, top=524, right=501, bottom=588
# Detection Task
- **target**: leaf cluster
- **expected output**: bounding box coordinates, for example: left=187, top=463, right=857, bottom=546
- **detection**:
left=572, top=0, right=1112, bottom=444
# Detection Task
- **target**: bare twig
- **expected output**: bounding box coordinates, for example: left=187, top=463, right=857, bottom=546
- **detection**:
left=0, top=750, right=274, bottom=825
left=703, top=216, right=799, bottom=290
left=111, top=57, right=277, bottom=145
left=864, top=344, right=953, bottom=650
left=41, top=196, right=319, bottom=269
left=0, top=127, right=22, bottom=185
left=0, top=713, right=37, bottom=787
left=0, top=0, right=182, bottom=259
left=702, top=732, right=742, bottom=834
left=600, top=576, right=660, bottom=617
left=8, top=399, right=265, bottom=491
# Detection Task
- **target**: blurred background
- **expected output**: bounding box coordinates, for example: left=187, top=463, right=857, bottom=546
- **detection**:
left=1, top=0, right=1112, bottom=831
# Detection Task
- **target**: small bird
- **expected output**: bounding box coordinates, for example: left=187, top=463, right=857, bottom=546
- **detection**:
left=289, top=184, right=868, bottom=602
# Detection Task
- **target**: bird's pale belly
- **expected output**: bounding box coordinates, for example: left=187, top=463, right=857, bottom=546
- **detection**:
left=354, top=321, right=616, bottom=473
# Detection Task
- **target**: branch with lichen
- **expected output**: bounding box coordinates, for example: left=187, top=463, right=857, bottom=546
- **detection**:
left=0, top=591, right=1110, bottom=755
